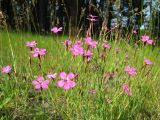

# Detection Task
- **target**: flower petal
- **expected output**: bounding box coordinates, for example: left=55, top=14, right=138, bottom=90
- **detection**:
left=35, top=84, right=41, bottom=89
left=41, top=84, right=48, bottom=89
left=59, top=72, right=67, bottom=79
left=33, top=53, right=38, bottom=57
left=63, top=83, right=70, bottom=90
left=68, top=80, right=76, bottom=88
left=43, top=80, right=49, bottom=85
left=67, top=73, right=75, bottom=80
left=32, top=80, right=39, bottom=85
left=37, top=76, right=44, bottom=83
left=57, top=80, right=65, bottom=87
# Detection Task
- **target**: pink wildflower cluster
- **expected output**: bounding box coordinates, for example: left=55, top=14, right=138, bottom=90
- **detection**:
left=124, top=66, right=137, bottom=76
left=122, top=84, right=132, bottom=96
left=57, top=72, right=76, bottom=90
left=51, top=27, right=62, bottom=33
left=25, top=41, right=47, bottom=57
left=32, top=72, right=56, bottom=89
left=141, top=35, right=154, bottom=45
left=1, top=65, right=11, bottom=74
left=83, top=37, right=97, bottom=61
left=63, top=37, right=97, bottom=62
left=31, top=72, right=76, bottom=90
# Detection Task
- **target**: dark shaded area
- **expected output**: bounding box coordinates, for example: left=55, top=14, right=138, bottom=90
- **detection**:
left=37, top=0, right=49, bottom=33
left=0, top=0, right=159, bottom=38
left=1, top=0, right=15, bottom=28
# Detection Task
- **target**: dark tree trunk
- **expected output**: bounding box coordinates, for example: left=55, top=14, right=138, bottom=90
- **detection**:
left=64, top=0, right=81, bottom=35
left=37, top=0, right=49, bottom=33
left=1, top=0, right=14, bottom=29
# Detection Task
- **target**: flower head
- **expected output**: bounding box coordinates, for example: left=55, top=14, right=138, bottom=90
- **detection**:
left=26, top=41, right=37, bottom=48
left=89, top=14, right=98, bottom=18
left=84, top=37, right=97, bottom=48
left=102, top=42, right=111, bottom=49
left=32, top=76, right=49, bottom=89
left=141, top=35, right=154, bottom=45
left=144, top=58, right=152, bottom=65
left=51, top=27, right=62, bottom=33
left=124, top=66, right=137, bottom=76
left=31, top=48, right=47, bottom=57
left=69, top=41, right=84, bottom=56
left=47, top=73, right=57, bottom=79
left=122, top=84, right=132, bottom=96
left=141, top=35, right=149, bottom=42
left=57, top=72, right=76, bottom=90
left=87, top=14, right=98, bottom=22
left=1, top=65, right=11, bottom=74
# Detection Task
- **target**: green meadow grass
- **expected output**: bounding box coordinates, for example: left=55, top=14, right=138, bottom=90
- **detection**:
left=0, top=30, right=160, bottom=120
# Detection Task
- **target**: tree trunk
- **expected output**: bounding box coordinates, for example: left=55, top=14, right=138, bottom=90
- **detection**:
left=1, top=0, right=14, bottom=28
left=37, top=0, right=49, bottom=33
left=64, top=0, right=80, bottom=36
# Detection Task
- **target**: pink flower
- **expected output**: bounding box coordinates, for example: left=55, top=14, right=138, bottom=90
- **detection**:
left=122, top=84, right=132, bottom=96
left=87, top=14, right=98, bottom=22
left=1, top=65, right=11, bottom=74
left=63, top=40, right=71, bottom=47
left=32, top=76, right=49, bottom=89
left=47, top=73, right=57, bottom=79
left=141, top=35, right=154, bottom=45
left=102, top=43, right=111, bottom=49
left=141, top=35, right=149, bottom=42
left=124, top=66, right=137, bottom=76
left=26, top=41, right=37, bottom=48
left=144, top=58, right=152, bottom=65
left=84, top=50, right=92, bottom=62
left=31, top=48, right=47, bottom=57
left=57, top=72, right=76, bottom=90
left=69, top=41, right=84, bottom=56
left=87, top=18, right=97, bottom=22
left=84, top=37, right=97, bottom=48
left=84, top=50, right=92, bottom=57
left=51, top=27, right=62, bottom=33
